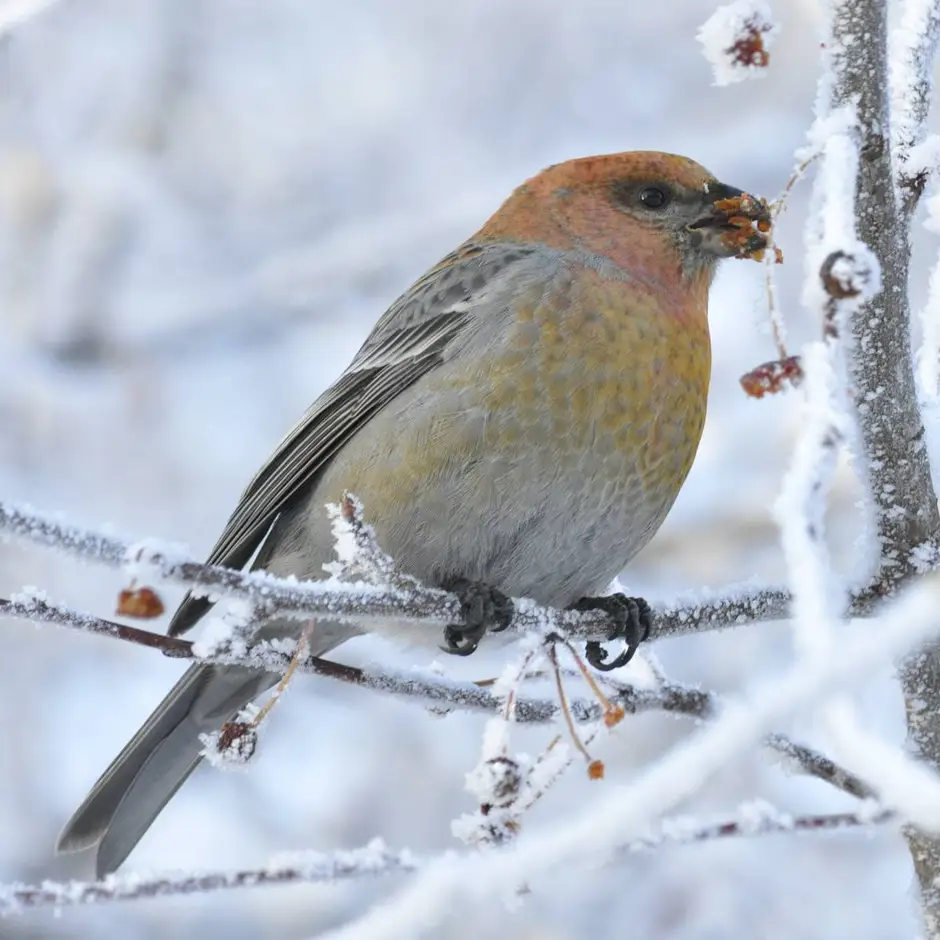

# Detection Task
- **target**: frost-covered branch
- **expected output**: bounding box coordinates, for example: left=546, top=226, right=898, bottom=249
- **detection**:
left=891, top=0, right=940, bottom=208
left=1, top=590, right=192, bottom=656
left=0, top=590, right=704, bottom=723
left=622, top=800, right=894, bottom=853
left=763, top=732, right=875, bottom=800
left=801, top=1, right=940, bottom=934
left=326, top=577, right=940, bottom=940
left=0, top=803, right=895, bottom=915
left=0, top=499, right=815, bottom=643
left=1, top=591, right=874, bottom=799
left=826, top=1, right=940, bottom=583
left=0, top=840, right=417, bottom=914
left=773, top=93, right=882, bottom=816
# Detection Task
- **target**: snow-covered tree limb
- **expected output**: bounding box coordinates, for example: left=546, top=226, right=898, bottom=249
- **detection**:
left=0, top=591, right=875, bottom=800
left=0, top=840, right=417, bottom=914
left=827, top=0, right=940, bottom=584
left=313, top=577, right=940, bottom=940
left=890, top=0, right=940, bottom=208
left=763, top=732, right=876, bottom=800
left=622, top=801, right=895, bottom=853
left=0, top=500, right=888, bottom=649
left=822, top=0, right=940, bottom=933
left=0, top=806, right=896, bottom=915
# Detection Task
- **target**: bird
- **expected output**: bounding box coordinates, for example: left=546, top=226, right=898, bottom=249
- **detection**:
left=57, top=151, right=770, bottom=876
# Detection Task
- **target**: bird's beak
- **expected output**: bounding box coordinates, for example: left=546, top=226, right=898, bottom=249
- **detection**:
left=686, top=182, right=773, bottom=260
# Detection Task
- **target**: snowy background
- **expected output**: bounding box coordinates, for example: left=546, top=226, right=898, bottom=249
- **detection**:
left=0, top=0, right=930, bottom=937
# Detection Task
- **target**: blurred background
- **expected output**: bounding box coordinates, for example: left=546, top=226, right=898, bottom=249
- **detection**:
left=0, top=0, right=931, bottom=937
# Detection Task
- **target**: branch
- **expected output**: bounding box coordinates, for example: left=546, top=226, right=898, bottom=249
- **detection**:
left=0, top=841, right=417, bottom=914
left=325, top=577, right=940, bottom=940
left=623, top=802, right=895, bottom=854
left=2, top=590, right=193, bottom=655
left=0, top=500, right=889, bottom=647
left=763, top=732, right=875, bottom=800
left=0, top=592, right=708, bottom=724
left=0, top=592, right=876, bottom=801
left=828, top=2, right=940, bottom=583
left=821, top=2, right=940, bottom=935
left=891, top=0, right=940, bottom=209
left=0, top=806, right=896, bottom=914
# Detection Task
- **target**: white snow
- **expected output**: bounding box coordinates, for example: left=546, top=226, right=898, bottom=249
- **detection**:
left=824, top=699, right=940, bottom=831
left=0, top=0, right=59, bottom=37
left=890, top=0, right=940, bottom=167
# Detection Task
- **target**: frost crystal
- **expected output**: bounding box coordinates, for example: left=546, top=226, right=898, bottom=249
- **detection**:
left=9, top=585, right=47, bottom=610
left=122, top=536, right=192, bottom=582
left=697, top=1, right=779, bottom=86
left=191, top=602, right=255, bottom=659
left=911, top=541, right=940, bottom=573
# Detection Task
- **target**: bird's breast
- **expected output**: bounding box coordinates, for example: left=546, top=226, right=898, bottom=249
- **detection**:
left=479, top=265, right=711, bottom=499
left=313, top=263, right=712, bottom=606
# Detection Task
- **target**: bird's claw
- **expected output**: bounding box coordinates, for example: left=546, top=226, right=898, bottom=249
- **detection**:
left=571, top=593, right=652, bottom=671
left=441, top=577, right=514, bottom=657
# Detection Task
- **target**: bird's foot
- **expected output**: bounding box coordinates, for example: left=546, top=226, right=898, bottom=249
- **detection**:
left=441, top=577, right=514, bottom=656
left=570, top=593, right=652, bottom=671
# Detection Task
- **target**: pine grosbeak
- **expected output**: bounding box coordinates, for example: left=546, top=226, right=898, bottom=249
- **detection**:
left=58, top=151, right=770, bottom=875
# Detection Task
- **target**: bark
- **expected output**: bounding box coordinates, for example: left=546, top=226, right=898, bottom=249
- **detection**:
left=832, top=0, right=940, bottom=932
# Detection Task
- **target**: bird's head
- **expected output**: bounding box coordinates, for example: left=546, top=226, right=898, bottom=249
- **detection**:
left=478, top=151, right=772, bottom=285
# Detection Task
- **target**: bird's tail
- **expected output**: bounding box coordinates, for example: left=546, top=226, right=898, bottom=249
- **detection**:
left=56, top=662, right=279, bottom=877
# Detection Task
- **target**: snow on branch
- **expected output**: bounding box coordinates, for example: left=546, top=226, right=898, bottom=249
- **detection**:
left=0, top=806, right=896, bottom=915
left=4, top=588, right=193, bottom=655
left=917, top=216, right=940, bottom=401
left=0, top=498, right=824, bottom=643
left=812, top=3, right=940, bottom=934
left=623, top=800, right=894, bottom=853
left=0, top=840, right=417, bottom=915
left=0, top=592, right=875, bottom=800
left=890, top=0, right=940, bottom=206
left=781, top=103, right=879, bottom=655
left=766, top=8, right=940, bottom=905
left=763, top=732, right=874, bottom=800
left=821, top=0, right=940, bottom=585
left=0, top=591, right=703, bottom=723
left=325, top=576, right=940, bottom=940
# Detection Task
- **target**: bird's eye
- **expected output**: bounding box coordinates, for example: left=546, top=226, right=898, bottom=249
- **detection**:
left=638, top=186, right=670, bottom=209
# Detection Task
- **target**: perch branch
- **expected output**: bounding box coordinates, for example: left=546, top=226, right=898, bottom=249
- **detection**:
left=0, top=593, right=875, bottom=800
left=0, top=501, right=888, bottom=645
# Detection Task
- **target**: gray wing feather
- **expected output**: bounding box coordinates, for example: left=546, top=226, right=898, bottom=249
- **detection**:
left=167, top=243, right=534, bottom=636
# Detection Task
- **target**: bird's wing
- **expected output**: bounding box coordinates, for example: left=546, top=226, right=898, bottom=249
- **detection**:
left=167, top=242, right=538, bottom=636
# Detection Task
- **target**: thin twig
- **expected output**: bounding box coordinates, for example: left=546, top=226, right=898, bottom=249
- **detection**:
left=0, top=842, right=417, bottom=914
left=622, top=804, right=895, bottom=854
left=0, top=806, right=897, bottom=914
left=1, top=593, right=876, bottom=800
left=891, top=0, right=940, bottom=210
left=0, top=500, right=801, bottom=643
left=763, top=733, right=876, bottom=800
left=0, top=499, right=894, bottom=642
